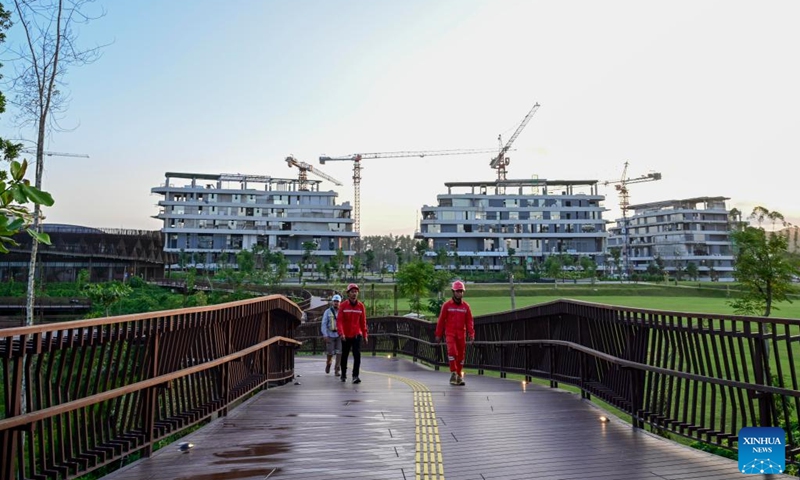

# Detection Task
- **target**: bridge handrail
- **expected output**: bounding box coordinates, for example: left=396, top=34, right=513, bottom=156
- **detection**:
left=0, top=295, right=303, bottom=480
left=297, top=298, right=800, bottom=467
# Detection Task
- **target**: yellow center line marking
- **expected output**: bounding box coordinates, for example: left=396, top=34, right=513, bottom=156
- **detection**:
left=363, top=370, right=446, bottom=480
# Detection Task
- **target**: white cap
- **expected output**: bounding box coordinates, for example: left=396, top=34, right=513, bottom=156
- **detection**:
left=331, top=294, right=342, bottom=302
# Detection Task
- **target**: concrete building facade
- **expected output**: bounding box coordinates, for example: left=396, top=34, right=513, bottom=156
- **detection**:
left=152, top=172, right=357, bottom=270
left=607, top=196, right=734, bottom=281
left=416, top=179, right=608, bottom=271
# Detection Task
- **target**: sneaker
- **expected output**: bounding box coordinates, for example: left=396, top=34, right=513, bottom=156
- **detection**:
left=449, top=373, right=458, bottom=385
left=457, top=375, right=465, bottom=386
left=353, top=377, right=361, bottom=384
left=340, top=376, right=346, bottom=382
left=334, top=369, right=340, bottom=377
left=325, top=364, right=331, bottom=374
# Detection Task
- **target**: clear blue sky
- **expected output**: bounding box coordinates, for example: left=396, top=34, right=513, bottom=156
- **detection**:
left=3, top=0, right=799, bottom=236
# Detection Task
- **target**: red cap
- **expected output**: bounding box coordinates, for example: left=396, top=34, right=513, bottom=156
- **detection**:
left=347, top=283, right=360, bottom=292
left=452, top=280, right=465, bottom=291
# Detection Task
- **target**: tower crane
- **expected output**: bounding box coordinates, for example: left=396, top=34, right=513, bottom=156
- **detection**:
left=20, top=148, right=89, bottom=158
left=285, top=155, right=343, bottom=191
left=319, top=148, right=497, bottom=233
left=603, top=161, right=662, bottom=277
left=490, top=102, right=540, bottom=183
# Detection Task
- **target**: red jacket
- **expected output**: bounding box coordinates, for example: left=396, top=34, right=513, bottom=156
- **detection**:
left=435, top=298, right=475, bottom=338
left=339, top=300, right=368, bottom=341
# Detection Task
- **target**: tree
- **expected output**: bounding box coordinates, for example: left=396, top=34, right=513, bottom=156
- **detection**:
left=544, top=254, right=563, bottom=287
left=9, top=0, right=104, bottom=327
left=394, top=247, right=404, bottom=270
left=264, top=250, right=288, bottom=288
left=236, top=249, right=256, bottom=280
left=83, top=281, right=132, bottom=317
left=672, top=249, right=685, bottom=281
left=364, top=248, right=375, bottom=272
left=414, top=240, right=427, bottom=259
left=300, top=241, right=318, bottom=281
left=182, top=267, right=196, bottom=307
left=333, top=248, right=345, bottom=282
left=351, top=256, right=362, bottom=281
left=434, top=247, right=448, bottom=268
left=729, top=207, right=799, bottom=316
left=653, top=255, right=665, bottom=278
left=728, top=207, right=743, bottom=226
left=0, top=157, right=53, bottom=251
left=321, top=260, right=333, bottom=283
left=609, top=247, right=622, bottom=279
left=686, top=262, right=699, bottom=281
left=0, top=6, right=53, bottom=252
left=579, top=255, right=597, bottom=284
left=396, top=260, right=434, bottom=315
left=426, top=269, right=453, bottom=316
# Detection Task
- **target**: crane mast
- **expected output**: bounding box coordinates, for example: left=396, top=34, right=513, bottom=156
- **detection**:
left=603, top=161, right=662, bottom=278
left=490, top=102, right=540, bottom=183
left=319, top=148, right=497, bottom=234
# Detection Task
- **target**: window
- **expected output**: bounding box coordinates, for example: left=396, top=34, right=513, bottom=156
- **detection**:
left=227, top=235, right=243, bottom=249
left=198, top=235, right=213, bottom=249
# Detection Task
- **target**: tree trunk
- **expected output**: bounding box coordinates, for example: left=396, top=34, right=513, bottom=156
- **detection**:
left=25, top=134, right=46, bottom=327
left=764, top=289, right=772, bottom=317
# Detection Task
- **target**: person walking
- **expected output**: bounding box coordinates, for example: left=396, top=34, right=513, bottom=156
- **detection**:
left=321, top=294, right=342, bottom=376
left=435, top=280, right=475, bottom=386
left=339, top=283, right=368, bottom=384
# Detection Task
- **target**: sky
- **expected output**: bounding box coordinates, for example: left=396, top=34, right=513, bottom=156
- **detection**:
left=2, top=0, right=799, bottom=237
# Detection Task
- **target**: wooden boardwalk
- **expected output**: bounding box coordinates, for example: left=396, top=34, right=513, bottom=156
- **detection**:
left=103, top=356, right=787, bottom=480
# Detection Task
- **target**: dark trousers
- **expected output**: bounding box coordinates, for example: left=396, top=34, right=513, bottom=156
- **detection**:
left=341, top=335, right=362, bottom=379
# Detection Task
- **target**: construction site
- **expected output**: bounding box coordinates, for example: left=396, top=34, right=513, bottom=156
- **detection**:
left=150, top=102, right=734, bottom=281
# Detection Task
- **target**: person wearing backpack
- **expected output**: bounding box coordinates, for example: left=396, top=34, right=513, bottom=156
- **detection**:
left=321, top=294, right=343, bottom=376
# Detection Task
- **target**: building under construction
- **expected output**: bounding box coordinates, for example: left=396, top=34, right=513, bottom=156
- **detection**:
left=416, top=178, right=607, bottom=271
left=151, top=172, right=357, bottom=270
left=607, top=196, right=735, bottom=281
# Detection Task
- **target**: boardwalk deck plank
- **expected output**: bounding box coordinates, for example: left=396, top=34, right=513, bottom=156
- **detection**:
left=101, top=356, right=788, bottom=480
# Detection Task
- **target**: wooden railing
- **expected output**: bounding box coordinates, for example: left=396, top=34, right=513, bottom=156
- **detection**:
left=298, top=299, right=800, bottom=467
left=0, top=295, right=302, bottom=480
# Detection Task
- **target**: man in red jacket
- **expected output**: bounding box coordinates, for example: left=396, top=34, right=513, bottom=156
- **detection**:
left=435, top=280, right=475, bottom=386
left=339, top=283, right=368, bottom=384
